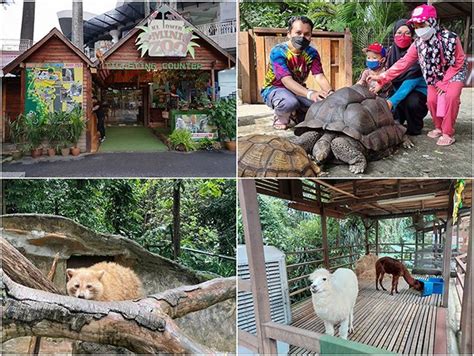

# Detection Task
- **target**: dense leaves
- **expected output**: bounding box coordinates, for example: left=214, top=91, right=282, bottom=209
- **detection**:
left=4, top=179, right=236, bottom=277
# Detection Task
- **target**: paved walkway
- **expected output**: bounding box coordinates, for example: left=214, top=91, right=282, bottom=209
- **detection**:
left=2, top=151, right=236, bottom=177
left=238, top=88, right=473, bottom=177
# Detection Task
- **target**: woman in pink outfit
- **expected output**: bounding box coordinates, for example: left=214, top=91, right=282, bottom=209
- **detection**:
left=369, top=4, right=467, bottom=146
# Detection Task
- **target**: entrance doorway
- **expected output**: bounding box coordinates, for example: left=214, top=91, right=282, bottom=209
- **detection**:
left=104, top=88, right=143, bottom=125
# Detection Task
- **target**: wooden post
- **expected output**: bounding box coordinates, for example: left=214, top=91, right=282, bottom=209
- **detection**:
left=238, top=180, right=277, bottom=355
left=375, top=219, right=379, bottom=255
left=442, top=182, right=456, bottom=308
left=321, top=204, right=329, bottom=269
left=459, top=180, right=472, bottom=354
left=211, top=68, right=216, bottom=102
left=363, top=219, right=370, bottom=255
left=463, top=16, right=471, bottom=53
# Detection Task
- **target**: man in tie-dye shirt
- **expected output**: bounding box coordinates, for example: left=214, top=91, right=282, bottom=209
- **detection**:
left=261, top=16, right=334, bottom=130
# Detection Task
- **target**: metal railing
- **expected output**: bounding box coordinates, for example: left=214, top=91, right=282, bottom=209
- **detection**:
left=1, top=38, right=33, bottom=52
left=196, top=19, right=237, bottom=37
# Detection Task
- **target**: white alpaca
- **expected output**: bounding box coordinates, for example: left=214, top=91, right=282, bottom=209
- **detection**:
left=309, top=268, right=359, bottom=339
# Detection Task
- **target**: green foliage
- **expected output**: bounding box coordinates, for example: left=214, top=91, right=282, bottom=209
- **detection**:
left=208, top=97, right=236, bottom=141
left=4, top=179, right=236, bottom=277
left=9, top=114, right=28, bottom=148
left=23, top=112, right=46, bottom=150
left=240, top=0, right=408, bottom=82
left=69, top=107, right=86, bottom=146
left=197, top=137, right=215, bottom=151
left=169, top=129, right=197, bottom=151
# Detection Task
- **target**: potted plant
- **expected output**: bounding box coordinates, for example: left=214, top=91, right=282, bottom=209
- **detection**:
left=23, top=112, right=46, bottom=158
left=55, top=111, right=72, bottom=156
left=9, top=114, right=27, bottom=160
left=69, top=107, right=86, bottom=156
left=208, top=97, right=236, bottom=151
left=44, top=112, right=61, bottom=156
left=168, top=129, right=197, bottom=152
left=195, top=92, right=211, bottom=110
left=178, top=99, right=189, bottom=111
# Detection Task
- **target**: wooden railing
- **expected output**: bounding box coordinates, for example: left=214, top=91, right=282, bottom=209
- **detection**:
left=285, top=244, right=366, bottom=301
left=285, top=241, right=448, bottom=303
left=454, top=253, right=467, bottom=304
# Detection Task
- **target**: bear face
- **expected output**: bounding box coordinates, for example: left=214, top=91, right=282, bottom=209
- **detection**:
left=66, top=268, right=105, bottom=300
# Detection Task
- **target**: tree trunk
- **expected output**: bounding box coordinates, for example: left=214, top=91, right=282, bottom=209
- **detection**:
left=72, top=0, right=83, bottom=49
left=1, top=237, right=235, bottom=353
left=172, top=180, right=182, bottom=259
left=0, top=237, right=61, bottom=294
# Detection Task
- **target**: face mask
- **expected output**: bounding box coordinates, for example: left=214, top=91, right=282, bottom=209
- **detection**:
left=415, top=26, right=435, bottom=41
left=366, top=60, right=381, bottom=70
left=394, top=34, right=412, bottom=49
left=291, top=36, right=311, bottom=51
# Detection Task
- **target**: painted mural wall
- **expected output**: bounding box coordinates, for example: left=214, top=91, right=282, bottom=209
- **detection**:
left=25, top=63, right=83, bottom=116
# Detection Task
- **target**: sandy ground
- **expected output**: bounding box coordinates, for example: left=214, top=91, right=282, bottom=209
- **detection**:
left=238, top=88, right=473, bottom=177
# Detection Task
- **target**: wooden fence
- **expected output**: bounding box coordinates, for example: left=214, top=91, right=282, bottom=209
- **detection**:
left=238, top=28, right=353, bottom=104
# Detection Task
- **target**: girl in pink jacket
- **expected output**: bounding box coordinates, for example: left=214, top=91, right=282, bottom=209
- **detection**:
left=369, top=4, right=467, bottom=146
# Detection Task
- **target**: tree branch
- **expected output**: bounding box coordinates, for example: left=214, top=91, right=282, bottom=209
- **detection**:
left=0, top=237, right=61, bottom=294
left=1, top=270, right=235, bottom=354
left=150, top=277, right=236, bottom=319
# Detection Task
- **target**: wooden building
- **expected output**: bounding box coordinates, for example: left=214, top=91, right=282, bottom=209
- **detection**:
left=1, top=5, right=235, bottom=153
left=2, top=28, right=94, bottom=152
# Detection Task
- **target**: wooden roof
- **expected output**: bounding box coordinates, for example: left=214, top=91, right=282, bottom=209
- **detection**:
left=2, top=28, right=94, bottom=75
left=94, top=4, right=235, bottom=67
left=255, top=179, right=472, bottom=219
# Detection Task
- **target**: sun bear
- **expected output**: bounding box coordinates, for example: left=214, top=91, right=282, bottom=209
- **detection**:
left=66, top=261, right=143, bottom=301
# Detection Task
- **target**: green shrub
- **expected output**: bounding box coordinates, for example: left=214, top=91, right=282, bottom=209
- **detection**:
left=169, top=129, right=197, bottom=151
left=198, top=137, right=215, bottom=150
left=208, top=97, right=236, bottom=141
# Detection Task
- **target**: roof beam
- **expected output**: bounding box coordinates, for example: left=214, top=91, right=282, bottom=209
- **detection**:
left=114, top=7, right=136, bottom=23
left=324, top=182, right=450, bottom=208
left=104, top=13, right=127, bottom=27
left=312, top=179, right=359, bottom=199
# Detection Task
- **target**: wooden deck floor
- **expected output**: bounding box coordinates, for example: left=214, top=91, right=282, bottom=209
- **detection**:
left=289, top=277, right=446, bottom=355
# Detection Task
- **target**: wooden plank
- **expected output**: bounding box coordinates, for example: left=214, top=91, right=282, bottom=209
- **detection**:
left=434, top=308, right=447, bottom=354
left=254, top=35, right=266, bottom=104
left=442, top=183, right=455, bottom=307
left=238, top=278, right=251, bottom=292
left=238, top=32, right=252, bottom=104
left=344, top=28, right=353, bottom=86
left=264, top=321, right=322, bottom=353
left=321, top=205, right=329, bottom=268
left=238, top=180, right=277, bottom=354
left=460, top=186, right=472, bottom=355
left=238, top=329, right=258, bottom=351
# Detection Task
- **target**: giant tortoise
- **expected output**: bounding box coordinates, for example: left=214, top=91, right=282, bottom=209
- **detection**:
left=238, top=134, right=320, bottom=177
left=292, top=84, right=413, bottom=174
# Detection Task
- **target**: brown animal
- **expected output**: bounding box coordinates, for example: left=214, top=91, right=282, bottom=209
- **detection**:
left=66, top=261, right=143, bottom=301
left=375, top=257, right=424, bottom=295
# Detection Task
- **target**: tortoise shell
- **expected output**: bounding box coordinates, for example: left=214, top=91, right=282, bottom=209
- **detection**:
left=238, top=135, right=320, bottom=177
left=295, top=84, right=406, bottom=152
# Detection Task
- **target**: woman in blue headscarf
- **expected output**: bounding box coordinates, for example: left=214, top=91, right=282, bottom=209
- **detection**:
left=385, top=19, right=428, bottom=135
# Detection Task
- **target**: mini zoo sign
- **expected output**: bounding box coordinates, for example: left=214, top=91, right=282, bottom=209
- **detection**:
left=136, top=20, right=200, bottom=59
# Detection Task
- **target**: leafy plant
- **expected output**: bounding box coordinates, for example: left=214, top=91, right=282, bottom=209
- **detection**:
left=69, top=107, right=86, bottom=147
left=208, top=97, right=236, bottom=141
left=9, top=114, right=27, bottom=149
left=169, top=129, right=197, bottom=151
left=198, top=137, right=215, bottom=151
left=23, top=112, right=46, bottom=150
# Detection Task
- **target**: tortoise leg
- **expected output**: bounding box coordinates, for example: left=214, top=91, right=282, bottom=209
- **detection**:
left=312, top=132, right=336, bottom=164
left=331, top=136, right=368, bottom=174
left=290, top=131, right=322, bottom=154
